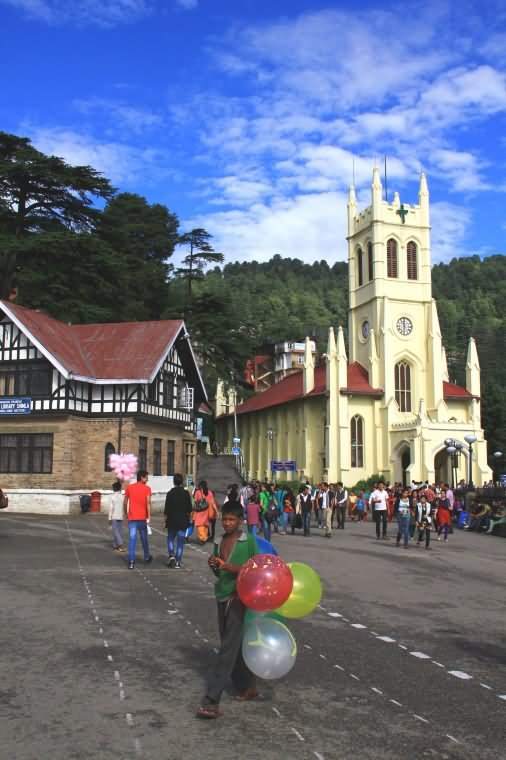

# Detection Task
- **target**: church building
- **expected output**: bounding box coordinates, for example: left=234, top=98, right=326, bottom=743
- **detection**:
left=215, top=171, right=491, bottom=487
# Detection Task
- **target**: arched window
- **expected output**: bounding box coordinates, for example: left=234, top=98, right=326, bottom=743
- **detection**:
left=104, top=442, right=115, bottom=472
left=407, top=241, right=418, bottom=280
left=395, top=361, right=411, bottom=412
left=387, top=238, right=398, bottom=278
left=357, top=247, right=364, bottom=286
left=367, top=242, right=374, bottom=281
left=350, top=415, right=364, bottom=467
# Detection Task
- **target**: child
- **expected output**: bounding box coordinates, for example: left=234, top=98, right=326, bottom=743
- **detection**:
left=416, top=495, right=432, bottom=549
left=108, top=481, right=125, bottom=552
left=246, top=494, right=261, bottom=536
left=395, top=488, right=412, bottom=548
left=197, top=500, right=259, bottom=719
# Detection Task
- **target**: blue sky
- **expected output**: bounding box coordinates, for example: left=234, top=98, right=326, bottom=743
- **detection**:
left=1, top=0, right=506, bottom=265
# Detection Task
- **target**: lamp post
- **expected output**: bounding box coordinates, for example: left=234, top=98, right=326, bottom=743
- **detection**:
left=443, top=438, right=463, bottom=489
left=464, top=434, right=477, bottom=488
left=492, top=451, right=502, bottom=485
left=267, top=427, right=274, bottom=480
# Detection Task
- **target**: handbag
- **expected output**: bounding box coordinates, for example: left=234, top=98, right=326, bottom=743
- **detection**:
left=294, top=513, right=303, bottom=529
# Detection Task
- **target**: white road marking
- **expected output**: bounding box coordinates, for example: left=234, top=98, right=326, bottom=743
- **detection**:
left=119, top=689, right=125, bottom=700
left=313, top=753, right=325, bottom=760
left=371, top=687, right=383, bottom=695
left=446, top=735, right=460, bottom=744
left=134, top=737, right=142, bottom=755
left=107, top=655, right=113, bottom=662
left=114, top=671, right=120, bottom=681
left=398, top=644, right=408, bottom=650
left=304, top=644, right=312, bottom=650
left=126, top=713, right=134, bottom=726
left=272, top=707, right=282, bottom=717
left=389, top=699, right=403, bottom=707
left=376, top=636, right=396, bottom=643
left=370, top=631, right=378, bottom=635
left=410, top=651, right=430, bottom=659
left=432, top=661, right=445, bottom=668
left=413, top=714, right=429, bottom=724
left=342, top=617, right=350, bottom=622
left=327, top=612, right=342, bottom=618
left=351, top=623, right=367, bottom=629
left=334, top=664, right=345, bottom=671
left=319, top=654, right=327, bottom=660
left=350, top=674, right=359, bottom=681
left=480, top=683, right=492, bottom=690
left=167, top=610, right=178, bottom=615
left=448, top=670, right=472, bottom=680
left=290, top=727, right=305, bottom=742
left=498, top=694, right=506, bottom=701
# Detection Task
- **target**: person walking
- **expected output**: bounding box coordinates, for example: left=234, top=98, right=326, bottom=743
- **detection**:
left=436, top=489, right=452, bottom=543
left=165, top=473, right=193, bottom=568
left=123, top=470, right=152, bottom=569
left=108, top=480, right=126, bottom=552
left=369, top=481, right=389, bottom=540
left=395, top=488, right=412, bottom=548
left=416, top=495, right=432, bottom=549
left=299, top=485, right=313, bottom=536
left=335, top=482, right=348, bottom=529
left=318, top=483, right=332, bottom=538
left=193, top=480, right=216, bottom=544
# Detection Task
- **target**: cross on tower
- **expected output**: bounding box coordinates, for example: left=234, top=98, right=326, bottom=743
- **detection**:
left=396, top=203, right=409, bottom=224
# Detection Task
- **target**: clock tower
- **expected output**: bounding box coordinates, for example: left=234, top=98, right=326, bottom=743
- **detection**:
left=346, top=169, right=445, bottom=420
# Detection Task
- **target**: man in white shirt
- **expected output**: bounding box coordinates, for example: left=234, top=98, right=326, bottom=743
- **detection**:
left=369, top=481, right=389, bottom=540
left=318, top=483, right=332, bottom=538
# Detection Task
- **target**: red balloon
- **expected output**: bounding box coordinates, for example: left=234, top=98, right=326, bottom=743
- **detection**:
left=237, top=554, right=293, bottom=612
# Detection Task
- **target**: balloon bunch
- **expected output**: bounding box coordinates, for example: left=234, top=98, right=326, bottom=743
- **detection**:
left=108, top=453, right=138, bottom=481
left=237, top=540, right=322, bottom=681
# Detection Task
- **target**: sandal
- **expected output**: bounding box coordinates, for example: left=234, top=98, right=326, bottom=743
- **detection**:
left=196, top=704, right=220, bottom=719
left=234, top=688, right=260, bottom=702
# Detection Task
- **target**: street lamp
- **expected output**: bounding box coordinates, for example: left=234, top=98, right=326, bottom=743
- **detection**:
left=266, top=428, right=274, bottom=479
left=443, top=438, right=463, bottom=489
left=492, top=451, right=502, bottom=485
left=464, top=434, right=477, bottom=488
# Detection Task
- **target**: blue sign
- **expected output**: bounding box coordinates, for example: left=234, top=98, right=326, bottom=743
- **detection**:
left=271, top=460, right=297, bottom=472
left=232, top=446, right=241, bottom=456
left=0, top=397, right=32, bottom=415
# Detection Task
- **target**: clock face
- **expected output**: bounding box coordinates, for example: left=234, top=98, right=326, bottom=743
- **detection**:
left=396, top=317, right=413, bottom=336
left=361, top=320, right=369, bottom=339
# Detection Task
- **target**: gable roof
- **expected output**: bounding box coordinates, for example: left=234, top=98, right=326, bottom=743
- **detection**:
left=0, top=301, right=207, bottom=400
left=443, top=380, right=475, bottom=400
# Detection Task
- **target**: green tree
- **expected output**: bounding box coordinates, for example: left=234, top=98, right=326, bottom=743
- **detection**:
left=0, top=131, right=114, bottom=298
left=175, top=228, right=224, bottom=297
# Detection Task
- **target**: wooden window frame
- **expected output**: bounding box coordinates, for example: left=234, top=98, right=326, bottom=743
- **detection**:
left=387, top=239, right=398, bottom=278
left=368, top=242, right=374, bottom=281
left=138, top=436, right=148, bottom=471
left=167, top=440, right=175, bottom=475
left=350, top=415, right=364, bottom=468
left=395, top=361, right=412, bottom=412
left=357, top=247, right=364, bottom=287
left=407, top=241, right=418, bottom=280
left=153, top=438, right=162, bottom=476
left=0, top=433, right=53, bottom=473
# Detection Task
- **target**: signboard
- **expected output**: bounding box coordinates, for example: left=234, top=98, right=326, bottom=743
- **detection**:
left=232, top=446, right=241, bottom=456
left=271, top=460, right=297, bottom=472
left=0, top=397, right=32, bottom=415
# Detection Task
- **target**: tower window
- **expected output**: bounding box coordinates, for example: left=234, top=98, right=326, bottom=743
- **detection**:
left=368, top=242, right=374, bottom=281
left=357, top=247, right=364, bottom=286
left=104, top=442, right=115, bottom=472
left=407, top=241, right=418, bottom=280
left=395, top=361, right=411, bottom=412
left=351, top=415, right=364, bottom=467
left=387, top=239, right=398, bottom=278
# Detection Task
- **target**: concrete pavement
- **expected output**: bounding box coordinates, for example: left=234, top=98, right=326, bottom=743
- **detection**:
left=0, top=511, right=504, bottom=760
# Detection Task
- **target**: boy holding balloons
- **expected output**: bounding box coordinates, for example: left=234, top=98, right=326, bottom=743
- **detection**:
left=197, top=500, right=260, bottom=719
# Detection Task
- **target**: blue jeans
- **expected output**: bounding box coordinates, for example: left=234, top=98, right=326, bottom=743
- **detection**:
left=248, top=524, right=258, bottom=536
left=302, top=511, right=311, bottom=534
left=262, top=517, right=272, bottom=541
left=128, top=520, right=150, bottom=562
left=397, top=518, right=410, bottom=546
left=167, top=529, right=186, bottom=562
left=111, top=519, right=123, bottom=548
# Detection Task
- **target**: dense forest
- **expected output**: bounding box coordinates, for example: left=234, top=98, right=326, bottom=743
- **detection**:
left=1, top=131, right=504, bottom=456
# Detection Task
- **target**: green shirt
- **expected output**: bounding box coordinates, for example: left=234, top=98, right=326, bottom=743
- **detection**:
left=213, top=531, right=258, bottom=600
left=259, top=491, right=270, bottom=513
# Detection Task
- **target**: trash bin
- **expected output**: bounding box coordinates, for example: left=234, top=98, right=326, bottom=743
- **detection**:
left=90, top=491, right=102, bottom=513
left=80, top=494, right=91, bottom=513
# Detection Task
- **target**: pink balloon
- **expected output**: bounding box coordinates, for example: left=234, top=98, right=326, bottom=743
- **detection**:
left=237, top=554, right=293, bottom=612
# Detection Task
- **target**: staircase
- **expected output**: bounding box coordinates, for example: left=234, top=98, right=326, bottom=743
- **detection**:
left=196, top=453, right=240, bottom=504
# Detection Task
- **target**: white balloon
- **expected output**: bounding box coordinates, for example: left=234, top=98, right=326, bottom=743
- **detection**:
left=242, top=618, right=297, bottom=680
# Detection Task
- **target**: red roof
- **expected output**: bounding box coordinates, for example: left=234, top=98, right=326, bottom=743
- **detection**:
left=443, top=381, right=475, bottom=399
left=1, top=301, right=183, bottom=382
left=236, top=362, right=382, bottom=415
left=341, top=361, right=383, bottom=396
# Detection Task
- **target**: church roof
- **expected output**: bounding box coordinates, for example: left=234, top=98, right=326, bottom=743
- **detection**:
left=235, top=362, right=383, bottom=415
left=0, top=301, right=206, bottom=399
left=443, top=380, right=476, bottom=400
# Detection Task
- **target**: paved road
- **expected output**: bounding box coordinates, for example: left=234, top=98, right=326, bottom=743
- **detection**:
left=0, top=511, right=504, bottom=760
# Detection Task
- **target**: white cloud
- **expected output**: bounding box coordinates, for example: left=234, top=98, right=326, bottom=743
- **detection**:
left=73, top=98, right=164, bottom=134
left=430, top=202, right=473, bottom=263
left=0, top=0, right=151, bottom=25
left=25, top=126, right=171, bottom=185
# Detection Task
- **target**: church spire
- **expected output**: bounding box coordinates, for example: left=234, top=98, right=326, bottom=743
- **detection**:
left=303, top=336, right=314, bottom=395
left=347, top=183, right=357, bottom=233
left=466, top=337, right=480, bottom=397
left=371, top=166, right=382, bottom=216
left=418, top=172, right=429, bottom=225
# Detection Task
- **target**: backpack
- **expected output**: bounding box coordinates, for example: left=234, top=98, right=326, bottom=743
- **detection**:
left=264, top=499, right=278, bottom=523
left=0, top=489, right=8, bottom=509
left=194, top=495, right=208, bottom=512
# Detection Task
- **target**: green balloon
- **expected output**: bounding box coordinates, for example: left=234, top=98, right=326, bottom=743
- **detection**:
left=274, top=562, right=322, bottom=619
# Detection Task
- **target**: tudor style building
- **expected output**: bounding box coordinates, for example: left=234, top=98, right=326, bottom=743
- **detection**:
left=215, top=171, right=492, bottom=487
left=0, top=301, right=207, bottom=496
